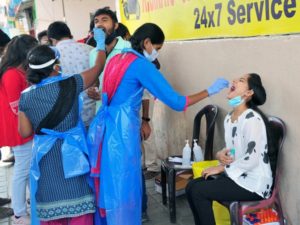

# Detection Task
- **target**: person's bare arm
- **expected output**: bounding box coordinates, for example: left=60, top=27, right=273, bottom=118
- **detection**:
left=81, top=51, right=106, bottom=90
left=187, top=78, right=229, bottom=106
left=187, top=90, right=209, bottom=106
left=141, top=99, right=151, bottom=140
left=18, top=111, right=33, bottom=138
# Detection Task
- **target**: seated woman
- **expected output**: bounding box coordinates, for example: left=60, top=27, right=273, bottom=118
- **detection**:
left=186, top=73, right=274, bottom=225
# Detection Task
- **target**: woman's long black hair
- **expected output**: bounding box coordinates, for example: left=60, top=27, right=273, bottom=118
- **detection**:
left=246, top=73, right=277, bottom=178
left=0, top=34, right=38, bottom=80
left=130, top=23, right=165, bottom=54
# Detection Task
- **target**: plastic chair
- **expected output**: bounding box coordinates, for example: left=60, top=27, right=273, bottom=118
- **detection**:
left=227, top=116, right=287, bottom=225
left=192, top=104, right=218, bottom=160
left=160, top=104, right=218, bottom=223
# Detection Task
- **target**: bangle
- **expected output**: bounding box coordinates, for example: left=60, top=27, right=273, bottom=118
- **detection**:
left=142, top=117, right=151, bottom=122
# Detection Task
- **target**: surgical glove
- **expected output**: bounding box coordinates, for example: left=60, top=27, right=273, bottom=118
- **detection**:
left=207, top=78, right=229, bottom=96
left=93, top=28, right=105, bottom=51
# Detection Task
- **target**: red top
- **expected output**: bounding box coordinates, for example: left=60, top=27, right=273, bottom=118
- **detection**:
left=0, top=67, right=33, bottom=147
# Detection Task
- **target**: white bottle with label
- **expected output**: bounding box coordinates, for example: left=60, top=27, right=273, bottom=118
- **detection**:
left=193, top=139, right=204, bottom=162
left=182, top=140, right=191, bottom=166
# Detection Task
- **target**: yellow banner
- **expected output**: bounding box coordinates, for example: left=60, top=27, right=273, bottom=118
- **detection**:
left=118, top=0, right=300, bottom=40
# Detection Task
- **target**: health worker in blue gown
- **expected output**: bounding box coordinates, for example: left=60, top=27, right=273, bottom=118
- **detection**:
left=88, top=23, right=229, bottom=225
left=18, top=28, right=106, bottom=225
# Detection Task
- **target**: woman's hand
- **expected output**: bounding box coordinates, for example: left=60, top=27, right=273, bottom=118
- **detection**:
left=216, top=148, right=233, bottom=165
left=87, top=87, right=101, bottom=100
left=141, top=121, right=151, bottom=140
left=18, top=111, right=33, bottom=138
left=201, top=165, right=225, bottom=180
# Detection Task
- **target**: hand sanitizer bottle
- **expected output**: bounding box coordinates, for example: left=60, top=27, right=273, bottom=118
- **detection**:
left=182, top=140, right=191, bottom=166
left=193, top=139, right=203, bottom=162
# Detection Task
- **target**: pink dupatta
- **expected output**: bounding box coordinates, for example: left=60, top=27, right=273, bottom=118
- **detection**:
left=92, top=52, right=137, bottom=217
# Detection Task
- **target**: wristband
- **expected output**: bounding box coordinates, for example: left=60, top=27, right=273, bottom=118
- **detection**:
left=142, top=117, right=151, bottom=122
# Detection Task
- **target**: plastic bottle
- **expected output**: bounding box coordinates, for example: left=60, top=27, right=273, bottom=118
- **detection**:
left=229, top=148, right=235, bottom=160
left=182, top=140, right=191, bottom=166
left=193, top=139, right=203, bottom=162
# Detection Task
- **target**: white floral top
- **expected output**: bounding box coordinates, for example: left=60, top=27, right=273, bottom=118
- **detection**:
left=56, top=39, right=94, bottom=127
left=224, top=109, right=273, bottom=198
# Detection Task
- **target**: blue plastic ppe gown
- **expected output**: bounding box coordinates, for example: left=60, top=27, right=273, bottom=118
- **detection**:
left=24, top=76, right=91, bottom=225
left=88, top=49, right=188, bottom=225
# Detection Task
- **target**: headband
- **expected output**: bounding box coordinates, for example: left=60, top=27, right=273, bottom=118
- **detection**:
left=29, top=57, right=57, bottom=69
left=29, top=46, right=60, bottom=69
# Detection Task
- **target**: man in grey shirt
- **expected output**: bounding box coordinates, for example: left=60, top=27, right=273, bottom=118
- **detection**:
left=47, top=21, right=96, bottom=127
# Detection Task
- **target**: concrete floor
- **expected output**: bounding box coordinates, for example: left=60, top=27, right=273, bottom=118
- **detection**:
left=144, top=178, right=194, bottom=225
left=0, top=146, right=195, bottom=225
left=0, top=172, right=194, bottom=225
left=0, top=159, right=13, bottom=225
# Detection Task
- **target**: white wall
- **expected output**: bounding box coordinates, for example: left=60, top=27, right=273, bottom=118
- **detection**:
left=154, top=35, right=300, bottom=224
left=35, top=0, right=115, bottom=39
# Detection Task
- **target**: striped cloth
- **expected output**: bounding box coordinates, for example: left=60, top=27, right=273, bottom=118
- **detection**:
left=19, top=74, right=95, bottom=221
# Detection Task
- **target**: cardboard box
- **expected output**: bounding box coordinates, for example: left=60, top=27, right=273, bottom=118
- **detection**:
left=154, top=172, right=193, bottom=197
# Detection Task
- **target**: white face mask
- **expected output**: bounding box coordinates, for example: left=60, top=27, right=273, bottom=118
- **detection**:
left=143, top=46, right=159, bottom=62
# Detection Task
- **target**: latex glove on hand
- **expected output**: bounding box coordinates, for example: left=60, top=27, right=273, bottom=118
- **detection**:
left=93, top=27, right=106, bottom=51
left=207, top=78, right=229, bottom=96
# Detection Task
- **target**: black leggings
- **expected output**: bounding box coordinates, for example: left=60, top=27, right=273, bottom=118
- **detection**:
left=185, top=175, right=262, bottom=225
